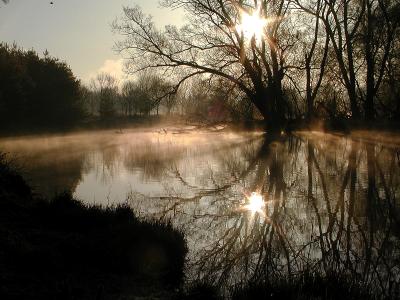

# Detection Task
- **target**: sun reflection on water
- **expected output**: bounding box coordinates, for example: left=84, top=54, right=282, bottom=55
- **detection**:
left=244, top=192, right=265, bottom=214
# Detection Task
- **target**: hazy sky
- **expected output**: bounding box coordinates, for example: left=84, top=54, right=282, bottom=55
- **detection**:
left=0, top=0, right=184, bottom=83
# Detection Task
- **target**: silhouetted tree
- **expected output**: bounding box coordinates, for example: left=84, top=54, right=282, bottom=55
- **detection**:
left=133, top=71, right=171, bottom=116
left=113, top=0, right=399, bottom=128
left=291, top=0, right=330, bottom=122
left=113, top=1, right=298, bottom=131
left=0, top=44, right=84, bottom=130
left=121, top=81, right=136, bottom=116
left=90, top=73, right=119, bottom=119
left=361, top=0, right=399, bottom=121
left=296, top=0, right=399, bottom=122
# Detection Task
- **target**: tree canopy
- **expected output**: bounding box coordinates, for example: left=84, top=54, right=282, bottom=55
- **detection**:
left=113, top=0, right=296, bottom=130
left=0, top=44, right=84, bottom=130
left=113, top=0, right=400, bottom=130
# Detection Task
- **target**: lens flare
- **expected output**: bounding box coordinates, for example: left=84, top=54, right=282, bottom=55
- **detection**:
left=245, top=192, right=265, bottom=214
left=236, top=7, right=267, bottom=41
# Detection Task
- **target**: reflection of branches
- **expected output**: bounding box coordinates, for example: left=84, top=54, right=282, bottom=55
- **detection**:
left=147, top=139, right=270, bottom=219
left=169, top=164, right=198, bottom=189
left=303, top=135, right=399, bottom=298
left=151, top=133, right=400, bottom=298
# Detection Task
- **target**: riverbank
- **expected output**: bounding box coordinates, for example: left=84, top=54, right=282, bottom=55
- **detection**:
left=0, top=154, right=187, bottom=299
left=0, top=115, right=169, bottom=138
left=0, top=149, right=394, bottom=299
left=1, top=113, right=400, bottom=140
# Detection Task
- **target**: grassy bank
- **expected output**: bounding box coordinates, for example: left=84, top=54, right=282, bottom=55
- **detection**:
left=174, top=272, right=373, bottom=300
left=0, top=154, right=187, bottom=299
left=230, top=273, right=370, bottom=300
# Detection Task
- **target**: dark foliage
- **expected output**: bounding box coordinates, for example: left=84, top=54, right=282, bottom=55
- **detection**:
left=175, top=281, right=222, bottom=300
left=232, top=272, right=371, bottom=300
left=0, top=44, right=85, bottom=131
left=0, top=153, right=31, bottom=200
left=0, top=154, right=187, bottom=299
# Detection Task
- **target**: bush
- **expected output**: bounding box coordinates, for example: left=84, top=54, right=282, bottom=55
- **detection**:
left=232, top=272, right=370, bottom=300
left=0, top=157, right=187, bottom=299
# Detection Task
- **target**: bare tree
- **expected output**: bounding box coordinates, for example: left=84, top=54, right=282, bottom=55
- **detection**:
left=295, top=0, right=365, bottom=119
left=113, top=0, right=297, bottom=131
left=91, top=73, right=119, bottom=118
left=302, top=1, right=329, bottom=122
left=296, top=0, right=399, bottom=122
left=362, top=0, right=399, bottom=121
left=121, top=80, right=137, bottom=116
left=134, top=71, right=170, bottom=115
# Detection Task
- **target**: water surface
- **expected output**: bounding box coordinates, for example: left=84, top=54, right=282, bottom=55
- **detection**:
left=1, top=126, right=399, bottom=297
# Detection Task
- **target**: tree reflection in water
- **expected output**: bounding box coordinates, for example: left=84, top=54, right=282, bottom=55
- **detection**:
left=1, top=129, right=399, bottom=297
left=129, top=133, right=400, bottom=298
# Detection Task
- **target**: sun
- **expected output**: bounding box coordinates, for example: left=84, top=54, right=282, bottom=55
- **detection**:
left=245, top=192, right=265, bottom=214
left=236, top=7, right=267, bottom=41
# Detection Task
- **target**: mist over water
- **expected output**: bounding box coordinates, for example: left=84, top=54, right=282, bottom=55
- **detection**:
left=1, top=126, right=399, bottom=296
left=0, top=125, right=261, bottom=202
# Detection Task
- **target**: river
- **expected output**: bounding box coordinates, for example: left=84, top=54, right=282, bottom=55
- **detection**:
left=1, top=125, right=399, bottom=297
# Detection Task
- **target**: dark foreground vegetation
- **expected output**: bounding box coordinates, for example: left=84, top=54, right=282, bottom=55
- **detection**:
left=0, top=154, right=187, bottom=299
left=181, top=272, right=370, bottom=300
left=0, top=152, right=385, bottom=299
left=230, top=273, right=369, bottom=300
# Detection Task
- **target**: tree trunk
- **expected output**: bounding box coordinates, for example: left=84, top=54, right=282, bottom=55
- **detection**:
left=348, top=83, right=360, bottom=120
left=306, top=58, right=313, bottom=122
left=364, top=1, right=375, bottom=122
left=253, top=85, right=286, bottom=133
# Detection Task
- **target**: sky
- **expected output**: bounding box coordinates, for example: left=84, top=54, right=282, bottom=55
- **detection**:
left=0, top=0, right=184, bottom=84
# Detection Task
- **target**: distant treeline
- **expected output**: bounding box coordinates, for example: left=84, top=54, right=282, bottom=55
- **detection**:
left=83, top=71, right=174, bottom=119
left=0, top=44, right=84, bottom=130
left=3, top=30, right=399, bottom=133
left=83, top=73, right=240, bottom=123
left=0, top=43, right=239, bottom=133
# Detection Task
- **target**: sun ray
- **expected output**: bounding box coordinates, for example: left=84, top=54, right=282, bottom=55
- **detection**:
left=236, top=5, right=268, bottom=42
